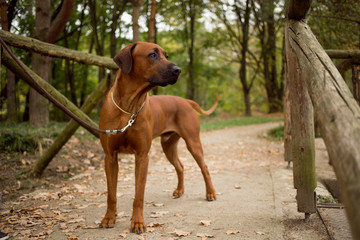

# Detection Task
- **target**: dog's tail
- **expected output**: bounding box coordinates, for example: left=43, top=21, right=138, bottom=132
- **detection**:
left=188, top=95, right=218, bottom=116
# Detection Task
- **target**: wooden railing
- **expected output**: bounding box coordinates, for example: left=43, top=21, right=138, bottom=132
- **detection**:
left=285, top=1, right=360, bottom=239
left=0, top=29, right=115, bottom=176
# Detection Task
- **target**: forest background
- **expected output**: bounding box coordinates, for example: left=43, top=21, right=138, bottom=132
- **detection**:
left=0, top=0, right=359, bottom=126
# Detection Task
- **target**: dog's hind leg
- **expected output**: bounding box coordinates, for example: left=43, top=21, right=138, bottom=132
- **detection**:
left=161, top=132, right=184, bottom=198
left=183, top=135, right=216, bottom=201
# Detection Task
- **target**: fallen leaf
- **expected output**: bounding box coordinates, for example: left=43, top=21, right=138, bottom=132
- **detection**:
left=153, top=203, right=164, bottom=207
left=200, top=220, right=211, bottom=227
left=255, top=231, right=266, bottom=235
left=197, top=233, right=215, bottom=239
left=226, top=230, right=240, bottom=235
left=119, top=233, right=127, bottom=238
left=150, top=211, right=168, bottom=218
left=173, top=229, right=191, bottom=237
left=148, top=222, right=165, bottom=227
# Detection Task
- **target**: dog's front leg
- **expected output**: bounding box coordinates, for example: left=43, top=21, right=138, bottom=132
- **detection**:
left=100, top=152, right=118, bottom=228
left=131, top=153, right=149, bottom=234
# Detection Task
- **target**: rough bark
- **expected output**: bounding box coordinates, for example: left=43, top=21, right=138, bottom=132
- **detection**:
left=0, top=30, right=117, bottom=69
left=287, top=19, right=360, bottom=239
left=31, top=76, right=107, bottom=177
left=285, top=21, right=316, bottom=214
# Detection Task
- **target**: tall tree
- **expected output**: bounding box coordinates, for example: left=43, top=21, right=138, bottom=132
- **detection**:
left=132, top=0, right=144, bottom=42
left=213, top=0, right=254, bottom=116
left=29, top=0, right=75, bottom=126
left=1, top=0, right=17, bottom=122
left=253, top=0, right=283, bottom=113
left=147, top=0, right=156, bottom=43
left=181, top=0, right=202, bottom=100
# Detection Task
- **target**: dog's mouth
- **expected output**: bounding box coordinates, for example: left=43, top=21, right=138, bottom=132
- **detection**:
left=149, top=64, right=181, bottom=87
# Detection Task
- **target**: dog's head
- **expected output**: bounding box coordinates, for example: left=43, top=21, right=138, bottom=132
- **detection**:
left=113, top=42, right=181, bottom=87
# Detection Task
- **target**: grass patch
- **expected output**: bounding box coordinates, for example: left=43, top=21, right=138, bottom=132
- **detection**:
left=0, top=121, right=97, bottom=153
left=200, top=116, right=283, bottom=131
left=267, top=125, right=284, bottom=141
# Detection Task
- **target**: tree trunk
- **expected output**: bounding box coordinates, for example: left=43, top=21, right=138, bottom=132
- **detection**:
left=147, top=0, right=156, bottom=43
left=183, top=0, right=196, bottom=100
left=132, top=0, right=144, bottom=42
left=1, top=0, right=17, bottom=122
left=239, top=0, right=251, bottom=116
left=29, top=0, right=75, bottom=126
left=88, top=0, right=105, bottom=82
left=29, top=0, right=51, bottom=126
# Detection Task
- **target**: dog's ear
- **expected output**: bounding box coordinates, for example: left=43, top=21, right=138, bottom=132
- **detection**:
left=113, top=43, right=137, bottom=75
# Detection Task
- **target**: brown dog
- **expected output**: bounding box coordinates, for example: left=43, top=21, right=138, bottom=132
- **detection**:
left=99, top=42, right=217, bottom=234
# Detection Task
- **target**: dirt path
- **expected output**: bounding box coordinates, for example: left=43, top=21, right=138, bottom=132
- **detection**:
left=0, top=122, right=346, bottom=239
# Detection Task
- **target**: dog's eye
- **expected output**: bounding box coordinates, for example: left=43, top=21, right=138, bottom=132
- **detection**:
left=148, top=52, right=157, bottom=59
left=165, top=54, right=169, bottom=59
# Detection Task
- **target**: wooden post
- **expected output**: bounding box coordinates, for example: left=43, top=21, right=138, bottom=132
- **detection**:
left=287, top=19, right=360, bottom=240
left=285, top=21, right=317, bottom=215
left=31, top=76, right=108, bottom=177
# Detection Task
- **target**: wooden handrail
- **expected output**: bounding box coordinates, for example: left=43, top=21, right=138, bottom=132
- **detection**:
left=0, top=29, right=118, bottom=69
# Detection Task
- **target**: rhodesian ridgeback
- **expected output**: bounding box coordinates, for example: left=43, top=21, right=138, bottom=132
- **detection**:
left=99, top=42, right=217, bottom=234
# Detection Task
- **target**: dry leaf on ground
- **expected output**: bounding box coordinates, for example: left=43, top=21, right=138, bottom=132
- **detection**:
left=197, top=233, right=215, bottom=239
left=173, top=229, right=191, bottom=237
left=200, top=220, right=211, bottom=226
left=226, top=230, right=240, bottom=235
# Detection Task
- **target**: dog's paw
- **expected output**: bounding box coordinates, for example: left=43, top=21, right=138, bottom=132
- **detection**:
left=131, top=218, right=146, bottom=234
left=99, top=213, right=116, bottom=228
left=172, top=188, right=184, bottom=198
left=206, top=192, right=217, bottom=201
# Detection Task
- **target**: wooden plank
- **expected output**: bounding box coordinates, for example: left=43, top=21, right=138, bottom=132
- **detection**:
left=287, top=19, right=360, bottom=240
left=0, top=29, right=118, bottom=69
left=285, top=21, right=317, bottom=214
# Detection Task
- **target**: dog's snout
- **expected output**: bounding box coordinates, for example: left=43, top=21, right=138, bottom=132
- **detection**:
left=172, top=65, right=181, bottom=75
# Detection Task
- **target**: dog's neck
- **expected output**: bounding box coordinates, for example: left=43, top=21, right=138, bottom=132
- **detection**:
left=112, top=71, right=151, bottom=115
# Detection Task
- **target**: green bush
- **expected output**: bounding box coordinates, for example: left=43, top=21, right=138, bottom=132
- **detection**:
left=267, top=125, right=284, bottom=141
left=0, top=129, right=37, bottom=153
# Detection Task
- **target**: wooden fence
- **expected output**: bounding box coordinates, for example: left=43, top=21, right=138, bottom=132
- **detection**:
left=285, top=1, right=360, bottom=239
left=0, top=29, right=115, bottom=176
